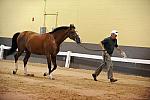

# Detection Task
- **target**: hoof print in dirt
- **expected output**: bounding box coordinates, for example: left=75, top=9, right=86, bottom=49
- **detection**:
left=43, top=73, right=47, bottom=76
left=13, top=71, right=16, bottom=74
left=26, top=74, right=34, bottom=77
left=30, top=74, right=34, bottom=77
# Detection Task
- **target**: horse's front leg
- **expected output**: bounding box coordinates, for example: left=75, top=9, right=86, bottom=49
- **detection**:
left=44, top=55, right=53, bottom=79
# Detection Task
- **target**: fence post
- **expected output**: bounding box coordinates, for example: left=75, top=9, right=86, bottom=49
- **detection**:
left=0, top=45, right=4, bottom=60
left=65, top=51, right=72, bottom=68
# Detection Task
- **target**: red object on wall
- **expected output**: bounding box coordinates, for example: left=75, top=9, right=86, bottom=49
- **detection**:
left=32, top=17, right=34, bottom=21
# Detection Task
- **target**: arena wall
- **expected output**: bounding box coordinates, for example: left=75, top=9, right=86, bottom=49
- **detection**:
left=0, top=0, right=150, bottom=47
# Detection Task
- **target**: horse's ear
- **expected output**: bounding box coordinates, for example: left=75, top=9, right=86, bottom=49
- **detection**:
left=70, top=24, right=75, bottom=29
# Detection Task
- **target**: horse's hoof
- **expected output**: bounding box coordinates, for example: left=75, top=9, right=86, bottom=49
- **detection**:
left=43, top=72, right=47, bottom=76
left=13, top=71, right=16, bottom=74
left=49, top=77, right=55, bottom=80
left=48, top=74, right=55, bottom=80
left=51, top=78, right=55, bottom=80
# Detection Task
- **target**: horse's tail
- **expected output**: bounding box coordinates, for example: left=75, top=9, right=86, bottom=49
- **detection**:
left=3, top=32, right=20, bottom=58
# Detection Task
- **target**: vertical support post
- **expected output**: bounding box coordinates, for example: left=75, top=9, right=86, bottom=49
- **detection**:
left=43, top=0, right=47, bottom=26
left=0, top=45, right=4, bottom=60
left=65, top=51, right=72, bottom=68
left=55, top=12, right=58, bottom=27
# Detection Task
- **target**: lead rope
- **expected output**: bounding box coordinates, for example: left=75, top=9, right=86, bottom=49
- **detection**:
left=78, top=43, right=106, bottom=51
left=78, top=43, right=107, bottom=64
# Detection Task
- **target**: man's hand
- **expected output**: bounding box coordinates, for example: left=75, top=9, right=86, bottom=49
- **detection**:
left=103, top=50, right=110, bottom=59
left=103, top=50, right=108, bottom=55
left=116, top=47, right=127, bottom=58
left=121, top=51, right=127, bottom=58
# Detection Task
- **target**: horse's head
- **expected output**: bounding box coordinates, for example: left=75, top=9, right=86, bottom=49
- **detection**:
left=67, top=24, right=81, bottom=44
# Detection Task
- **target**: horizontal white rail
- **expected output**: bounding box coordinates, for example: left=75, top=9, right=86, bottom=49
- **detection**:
left=70, top=52, right=150, bottom=65
left=57, top=52, right=68, bottom=56
left=0, top=45, right=150, bottom=68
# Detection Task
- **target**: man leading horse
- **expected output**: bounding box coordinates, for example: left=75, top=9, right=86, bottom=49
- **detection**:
left=92, top=30, right=127, bottom=82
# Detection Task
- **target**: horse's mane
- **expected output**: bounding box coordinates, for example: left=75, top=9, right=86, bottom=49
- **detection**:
left=49, top=26, right=69, bottom=33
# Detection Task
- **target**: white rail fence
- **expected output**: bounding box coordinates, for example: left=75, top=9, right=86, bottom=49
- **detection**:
left=0, top=45, right=150, bottom=68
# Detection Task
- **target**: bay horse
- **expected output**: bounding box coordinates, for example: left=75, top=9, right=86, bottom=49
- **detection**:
left=4, top=24, right=81, bottom=79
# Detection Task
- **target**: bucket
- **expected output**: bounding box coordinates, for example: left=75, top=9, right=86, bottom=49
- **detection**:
left=40, top=26, right=46, bottom=34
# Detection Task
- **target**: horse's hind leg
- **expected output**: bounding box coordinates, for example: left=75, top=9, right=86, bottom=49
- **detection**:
left=44, top=55, right=53, bottom=79
left=23, top=51, right=33, bottom=76
left=13, top=51, right=23, bottom=74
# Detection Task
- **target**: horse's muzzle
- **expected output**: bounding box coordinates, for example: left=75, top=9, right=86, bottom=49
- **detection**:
left=75, top=36, right=81, bottom=44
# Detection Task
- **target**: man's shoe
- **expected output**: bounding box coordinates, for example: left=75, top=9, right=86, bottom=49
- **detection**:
left=110, top=78, right=118, bottom=82
left=92, top=74, right=97, bottom=81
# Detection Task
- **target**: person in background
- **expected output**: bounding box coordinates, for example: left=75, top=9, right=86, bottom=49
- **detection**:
left=92, top=30, right=127, bottom=82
